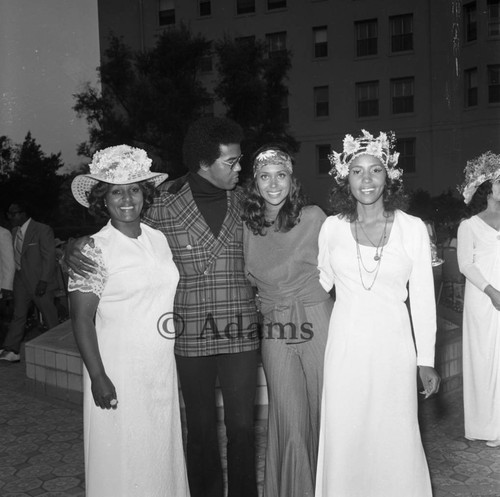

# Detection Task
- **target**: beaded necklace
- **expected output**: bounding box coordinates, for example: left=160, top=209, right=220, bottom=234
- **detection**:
left=354, top=216, right=389, bottom=291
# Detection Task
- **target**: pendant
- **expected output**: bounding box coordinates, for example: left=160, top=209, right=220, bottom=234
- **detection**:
left=374, top=254, right=380, bottom=261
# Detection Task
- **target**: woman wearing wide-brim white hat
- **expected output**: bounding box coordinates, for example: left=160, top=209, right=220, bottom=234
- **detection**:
left=71, top=144, right=168, bottom=209
left=67, top=145, right=190, bottom=496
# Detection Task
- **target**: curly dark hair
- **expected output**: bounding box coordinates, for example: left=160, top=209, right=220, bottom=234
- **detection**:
left=329, top=174, right=408, bottom=222
left=464, top=180, right=493, bottom=218
left=87, top=181, right=157, bottom=219
left=242, top=144, right=309, bottom=235
left=182, top=117, right=244, bottom=173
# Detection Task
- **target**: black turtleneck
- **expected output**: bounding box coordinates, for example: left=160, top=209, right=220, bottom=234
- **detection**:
left=188, top=172, right=227, bottom=237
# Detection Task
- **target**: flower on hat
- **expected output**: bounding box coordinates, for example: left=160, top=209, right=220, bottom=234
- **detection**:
left=89, top=145, right=153, bottom=183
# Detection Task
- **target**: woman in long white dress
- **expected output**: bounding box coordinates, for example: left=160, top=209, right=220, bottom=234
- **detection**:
left=68, top=145, right=190, bottom=496
left=457, top=151, right=500, bottom=448
left=315, top=130, right=440, bottom=497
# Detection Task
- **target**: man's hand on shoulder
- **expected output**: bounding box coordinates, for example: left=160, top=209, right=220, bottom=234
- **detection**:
left=62, top=236, right=97, bottom=277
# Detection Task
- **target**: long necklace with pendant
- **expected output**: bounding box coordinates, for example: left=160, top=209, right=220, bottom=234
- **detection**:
left=354, top=216, right=389, bottom=290
left=356, top=217, right=388, bottom=261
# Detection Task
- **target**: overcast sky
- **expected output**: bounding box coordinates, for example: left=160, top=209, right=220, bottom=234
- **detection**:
left=0, top=0, right=100, bottom=173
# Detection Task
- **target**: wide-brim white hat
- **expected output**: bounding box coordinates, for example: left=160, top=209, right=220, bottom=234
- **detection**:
left=71, top=145, right=168, bottom=208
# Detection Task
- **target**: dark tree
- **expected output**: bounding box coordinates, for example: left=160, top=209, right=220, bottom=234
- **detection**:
left=214, top=36, right=298, bottom=170
left=73, top=25, right=212, bottom=177
left=0, top=132, right=65, bottom=223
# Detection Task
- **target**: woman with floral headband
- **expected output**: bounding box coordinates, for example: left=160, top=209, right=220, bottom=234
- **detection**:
left=315, top=130, right=440, bottom=496
left=457, top=151, right=500, bottom=448
left=68, top=145, right=189, bottom=496
left=242, top=144, right=333, bottom=497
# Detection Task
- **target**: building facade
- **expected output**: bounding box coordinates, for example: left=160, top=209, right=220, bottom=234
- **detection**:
left=97, top=0, right=500, bottom=206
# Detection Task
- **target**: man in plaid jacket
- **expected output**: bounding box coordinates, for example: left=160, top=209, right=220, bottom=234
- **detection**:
left=144, top=117, right=259, bottom=497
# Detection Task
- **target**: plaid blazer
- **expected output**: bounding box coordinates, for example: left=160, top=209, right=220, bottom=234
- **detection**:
left=143, top=175, right=260, bottom=357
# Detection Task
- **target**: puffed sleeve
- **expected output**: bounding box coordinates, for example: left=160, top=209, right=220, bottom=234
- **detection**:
left=68, top=244, right=108, bottom=299
left=408, top=218, right=436, bottom=367
left=457, top=219, right=489, bottom=291
left=318, top=217, right=335, bottom=292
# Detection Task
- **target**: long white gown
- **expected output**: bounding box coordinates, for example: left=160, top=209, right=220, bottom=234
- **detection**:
left=69, top=221, right=190, bottom=497
left=315, top=210, right=436, bottom=497
left=457, top=215, right=500, bottom=441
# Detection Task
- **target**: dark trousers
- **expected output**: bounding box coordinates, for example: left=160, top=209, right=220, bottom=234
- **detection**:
left=3, top=274, right=59, bottom=353
left=176, top=350, right=258, bottom=497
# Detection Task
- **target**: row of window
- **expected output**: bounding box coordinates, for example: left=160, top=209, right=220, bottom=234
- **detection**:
left=313, top=66, right=500, bottom=120
left=464, top=0, right=500, bottom=42
left=352, top=15, right=413, bottom=57
left=158, top=0, right=287, bottom=25
left=316, top=138, right=416, bottom=176
left=313, top=78, right=416, bottom=119
left=159, top=1, right=500, bottom=46
left=464, top=65, right=500, bottom=106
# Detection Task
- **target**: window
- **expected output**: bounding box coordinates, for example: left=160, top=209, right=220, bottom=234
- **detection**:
left=313, top=26, right=328, bottom=58
left=390, top=14, right=413, bottom=52
left=488, top=65, right=500, bottom=103
left=237, top=0, right=255, bottom=15
left=464, top=68, right=478, bottom=107
left=159, top=0, right=175, bottom=26
left=355, top=19, right=377, bottom=57
left=488, top=0, right=500, bottom=37
left=266, top=32, right=287, bottom=58
left=268, top=0, right=286, bottom=9
left=199, top=0, right=211, bottom=16
left=391, top=77, right=414, bottom=114
left=314, top=86, right=329, bottom=117
left=317, top=145, right=332, bottom=175
left=463, top=2, right=477, bottom=42
left=397, top=138, right=416, bottom=174
left=356, top=81, right=379, bottom=117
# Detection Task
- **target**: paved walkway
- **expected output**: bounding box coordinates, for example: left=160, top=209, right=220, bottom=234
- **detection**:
left=1, top=360, right=499, bottom=496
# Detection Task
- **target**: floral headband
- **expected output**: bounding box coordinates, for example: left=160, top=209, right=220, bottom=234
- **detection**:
left=329, top=129, right=402, bottom=184
left=458, top=151, right=500, bottom=204
left=253, top=149, right=293, bottom=177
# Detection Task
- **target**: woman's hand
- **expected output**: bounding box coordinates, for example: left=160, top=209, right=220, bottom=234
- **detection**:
left=418, top=366, right=440, bottom=399
left=64, top=236, right=97, bottom=277
left=484, top=285, right=500, bottom=311
left=90, top=373, right=118, bottom=410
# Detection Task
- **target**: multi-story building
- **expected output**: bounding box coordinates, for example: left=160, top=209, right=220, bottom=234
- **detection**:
left=97, top=0, right=500, bottom=206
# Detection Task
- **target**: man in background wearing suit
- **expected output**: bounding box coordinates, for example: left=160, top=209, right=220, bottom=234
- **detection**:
left=0, top=203, right=59, bottom=362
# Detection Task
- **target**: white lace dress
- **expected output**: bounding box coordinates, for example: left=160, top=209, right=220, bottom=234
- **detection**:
left=69, top=221, right=189, bottom=497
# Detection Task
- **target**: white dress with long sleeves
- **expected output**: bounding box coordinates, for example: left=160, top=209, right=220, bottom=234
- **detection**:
left=457, top=215, right=500, bottom=441
left=69, top=221, right=189, bottom=497
left=315, top=210, right=436, bottom=497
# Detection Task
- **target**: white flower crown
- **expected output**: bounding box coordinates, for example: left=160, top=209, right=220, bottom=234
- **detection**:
left=458, top=151, right=500, bottom=204
left=329, top=130, right=402, bottom=183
